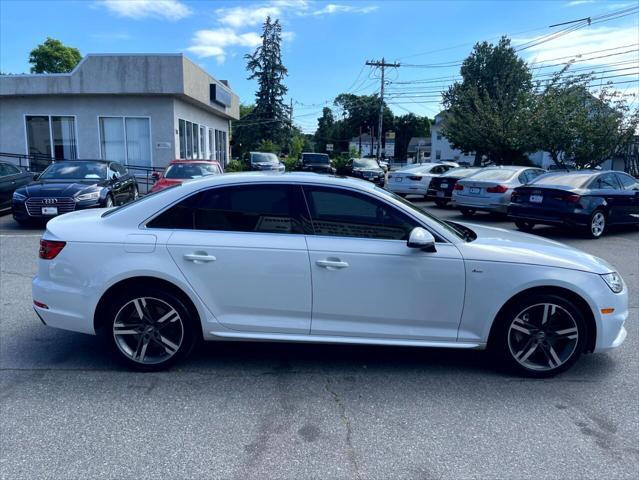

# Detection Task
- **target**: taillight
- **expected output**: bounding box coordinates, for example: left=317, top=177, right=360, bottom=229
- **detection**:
left=39, top=239, right=66, bottom=260
left=486, top=185, right=508, bottom=193
left=408, top=175, right=423, bottom=181
left=454, top=184, right=464, bottom=191
left=563, top=194, right=581, bottom=204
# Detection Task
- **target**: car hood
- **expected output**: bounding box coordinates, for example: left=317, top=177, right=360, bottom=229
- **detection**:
left=456, top=223, right=615, bottom=274
left=353, top=168, right=383, bottom=174
left=18, top=181, right=103, bottom=197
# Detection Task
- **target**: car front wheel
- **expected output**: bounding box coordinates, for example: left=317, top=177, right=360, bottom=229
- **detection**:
left=492, top=294, right=585, bottom=377
left=104, top=288, right=197, bottom=371
left=514, top=220, right=535, bottom=232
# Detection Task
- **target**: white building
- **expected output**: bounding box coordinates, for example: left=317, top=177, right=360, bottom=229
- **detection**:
left=430, top=112, right=476, bottom=165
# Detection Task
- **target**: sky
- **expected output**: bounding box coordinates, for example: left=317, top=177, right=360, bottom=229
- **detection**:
left=1, top=0, right=637, bottom=133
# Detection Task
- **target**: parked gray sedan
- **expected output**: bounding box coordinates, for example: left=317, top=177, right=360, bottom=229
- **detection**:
left=452, top=166, right=545, bottom=216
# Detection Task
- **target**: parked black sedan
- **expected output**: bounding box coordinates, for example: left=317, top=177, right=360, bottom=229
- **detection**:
left=12, top=160, right=138, bottom=225
left=426, top=167, right=480, bottom=207
left=347, top=157, right=386, bottom=186
left=0, top=162, right=33, bottom=212
left=508, top=170, right=639, bottom=238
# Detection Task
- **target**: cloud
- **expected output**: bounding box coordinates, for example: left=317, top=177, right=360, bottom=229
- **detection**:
left=311, top=4, right=378, bottom=15
left=99, top=0, right=191, bottom=20
left=188, top=1, right=377, bottom=62
left=565, top=0, right=595, bottom=6
left=187, top=28, right=263, bottom=63
left=517, top=25, right=639, bottom=66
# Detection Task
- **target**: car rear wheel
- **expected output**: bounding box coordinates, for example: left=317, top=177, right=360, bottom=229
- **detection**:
left=105, top=195, right=114, bottom=208
left=587, top=210, right=606, bottom=239
left=492, top=294, right=585, bottom=377
left=460, top=207, right=476, bottom=217
left=434, top=199, right=448, bottom=208
left=104, top=287, right=197, bottom=371
left=514, top=220, right=535, bottom=232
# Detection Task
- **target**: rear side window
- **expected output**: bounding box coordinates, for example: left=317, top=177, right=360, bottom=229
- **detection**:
left=591, top=174, right=621, bottom=190
left=147, top=184, right=305, bottom=234
left=303, top=186, right=418, bottom=240
left=616, top=173, right=638, bottom=190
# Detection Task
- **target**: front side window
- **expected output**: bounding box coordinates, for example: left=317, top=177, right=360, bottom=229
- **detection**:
left=147, top=184, right=304, bottom=234
left=0, top=163, right=21, bottom=176
left=26, top=115, right=77, bottom=160
left=303, top=186, right=418, bottom=240
left=99, top=117, right=151, bottom=167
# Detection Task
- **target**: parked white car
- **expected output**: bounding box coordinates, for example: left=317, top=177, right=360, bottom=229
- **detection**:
left=452, top=166, right=546, bottom=216
left=32, top=173, right=627, bottom=376
left=386, top=162, right=458, bottom=198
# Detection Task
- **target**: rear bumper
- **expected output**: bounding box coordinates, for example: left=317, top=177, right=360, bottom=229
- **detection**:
left=453, top=195, right=509, bottom=213
left=387, top=182, right=428, bottom=195
left=32, top=276, right=95, bottom=335
left=508, top=204, right=590, bottom=226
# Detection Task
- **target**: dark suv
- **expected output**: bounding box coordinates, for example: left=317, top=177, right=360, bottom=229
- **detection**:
left=299, top=153, right=335, bottom=174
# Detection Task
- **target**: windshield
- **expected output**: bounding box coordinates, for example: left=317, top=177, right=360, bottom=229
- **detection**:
left=442, top=167, right=479, bottom=178
left=530, top=173, right=592, bottom=188
left=353, top=158, right=379, bottom=169
left=251, top=153, right=278, bottom=164
left=468, top=169, right=517, bottom=182
left=302, top=154, right=330, bottom=164
left=374, top=186, right=469, bottom=241
left=165, top=163, right=219, bottom=179
left=102, top=184, right=181, bottom=217
left=40, top=162, right=107, bottom=180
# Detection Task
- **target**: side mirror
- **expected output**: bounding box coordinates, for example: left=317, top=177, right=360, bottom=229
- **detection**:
left=33, top=173, right=40, bottom=181
left=151, top=172, right=160, bottom=181
left=407, top=227, right=436, bottom=252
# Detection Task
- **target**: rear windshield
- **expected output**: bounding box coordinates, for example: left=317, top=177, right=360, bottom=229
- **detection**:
left=165, top=163, right=220, bottom=179
left=251, top=153, right=278, bottom=164
left=302, top=154, right=330, bottom=164
left=530, top=173, right=592, bottom=188
left=468, top=169, right=516, bottom=181
left=442, top=168, right=479, bottom=178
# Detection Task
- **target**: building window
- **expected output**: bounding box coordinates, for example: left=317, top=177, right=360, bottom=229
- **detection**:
left=178, top=119, right=209, bottom=160
left=435, top=150, right=441, bottom=160
left=25, top=115, right=77, bottom=159
left=208, top=128, right=214, bottom=160
left=99, top=116, right=151, bottom=167
left=215, top=129, right=227, bottom=164
left=437, top=133, right=442, bottom=141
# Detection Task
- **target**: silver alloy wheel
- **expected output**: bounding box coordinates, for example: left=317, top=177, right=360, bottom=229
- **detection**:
left=591, top=211, right=605, bottom=237
left=133, top=187, right=139, bottom=200
left=113, top=297, right=184, bottom=365
left=106, top=196, right=114, bottom=208
left=507, top=303, right=579, bottom=372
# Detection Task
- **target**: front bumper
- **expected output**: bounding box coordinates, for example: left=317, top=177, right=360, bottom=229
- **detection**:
left=12, top=197, right=101, bottom=222
left=590, top=277, right=628, bottom=353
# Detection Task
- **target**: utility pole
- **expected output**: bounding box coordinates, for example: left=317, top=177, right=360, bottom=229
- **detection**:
left=288, top=98, right=293, bottom=153
left=365, top=58, right=399, bottom=161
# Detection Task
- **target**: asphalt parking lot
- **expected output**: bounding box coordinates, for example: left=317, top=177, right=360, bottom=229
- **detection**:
left=1, top=204, right=638, bottom=480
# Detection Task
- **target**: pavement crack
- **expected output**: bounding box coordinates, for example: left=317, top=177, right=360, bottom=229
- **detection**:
left=325, top=376, right=360, bottom=480
left=0, top=269, right=33, bottom=279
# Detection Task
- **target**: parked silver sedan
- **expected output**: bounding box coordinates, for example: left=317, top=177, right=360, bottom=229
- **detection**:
left=452, top=166, right=545, bottom=216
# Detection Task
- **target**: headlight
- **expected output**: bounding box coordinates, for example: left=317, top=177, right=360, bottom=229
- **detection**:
left=601, top=272, right=623, bottom=293
left=12, top=191, right=26, bottom=200
left=75, top=191, right=100, bottom=201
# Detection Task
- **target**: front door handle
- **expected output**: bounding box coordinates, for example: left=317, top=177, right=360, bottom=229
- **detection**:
left=183, top=253, right=216, bottom=263
left=316, top=259, right=349, bottom=269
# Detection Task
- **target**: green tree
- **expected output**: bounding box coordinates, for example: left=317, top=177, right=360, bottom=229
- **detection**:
left=289, top=134, right=304, bottom=159
left=245, top=17, right=288, bottom=146
left=29, top=37, right=81, bottom=73
left=232, top=104, right=259, bottom=158
left=533, top=71, right=639, bottom=169
left=393, top=114, right=430, bottom=161
left=442, top=36, right=536, bottom=165
left=257, top=139, right=280, bottom=153
left=314, top=107, right=335, bottom=153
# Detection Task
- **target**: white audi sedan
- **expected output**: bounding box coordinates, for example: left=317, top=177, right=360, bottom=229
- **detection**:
left=32, top=173, right=627, bottom=376
left=386, top=162, right=458, bottom=198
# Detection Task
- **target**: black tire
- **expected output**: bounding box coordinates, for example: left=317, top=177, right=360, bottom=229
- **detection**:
left=585, top=209, right=606, bottom=239
left=459, top=207, right=476, bottom=217
left=101, top=286, right=198, bottom=371
left=434, top=199, right=448, bottom=208
left=490, top=293, right=586, bottom=378
left=397, top=193, right=407, bottom=198
left=514, top=220, right=535, bottom=232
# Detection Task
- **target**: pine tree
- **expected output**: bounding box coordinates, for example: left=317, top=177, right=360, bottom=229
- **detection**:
left=245, top=17, right=289, bottom=146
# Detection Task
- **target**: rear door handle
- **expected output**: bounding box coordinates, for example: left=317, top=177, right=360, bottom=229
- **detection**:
left=183, top=253, right=216, bottom=263
left=316, top=259, right=349, bottom=269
